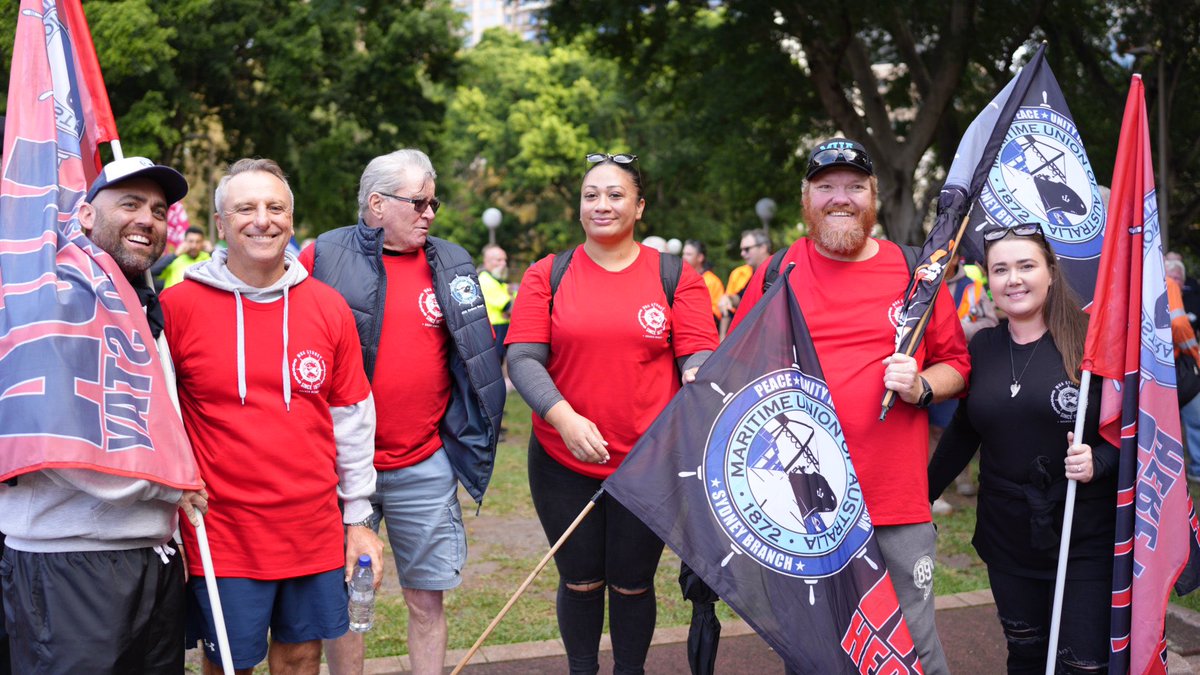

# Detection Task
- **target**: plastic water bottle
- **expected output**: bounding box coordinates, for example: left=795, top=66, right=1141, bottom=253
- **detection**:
left=348, top=555, right=375, bottom=633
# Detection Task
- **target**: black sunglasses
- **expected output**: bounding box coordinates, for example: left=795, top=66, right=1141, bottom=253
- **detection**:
left=586, top=153, right=638, bottom=165
left=378, top=192, right=440, bottom=214
left=982, top=222, right=1043, bottom=243
left=807, top=147, right=873, bottom=176
left=740, top=243, right=766, bottom=253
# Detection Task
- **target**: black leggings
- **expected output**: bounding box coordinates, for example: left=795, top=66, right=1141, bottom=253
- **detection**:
left=528, top=435, right=665, bottom=675
left=988, top=567, right=1111, bottom=674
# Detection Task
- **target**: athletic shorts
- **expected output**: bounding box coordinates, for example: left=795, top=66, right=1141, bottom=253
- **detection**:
left=187, top=569, right=348, bottom=669
left=371, top=448, right=467, bottom=591
left=1, top=545, right=184, bottom=675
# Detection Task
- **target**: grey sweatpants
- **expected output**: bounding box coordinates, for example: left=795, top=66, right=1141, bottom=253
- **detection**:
left=875, top=522, right=949, bottom=675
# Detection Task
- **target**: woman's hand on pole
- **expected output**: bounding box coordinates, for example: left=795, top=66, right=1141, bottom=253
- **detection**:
left=545, top=401, right=610, bottom=464
left=1065, top=431, right=1094, bottom=483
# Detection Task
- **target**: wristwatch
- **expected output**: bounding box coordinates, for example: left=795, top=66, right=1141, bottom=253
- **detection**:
left=346, top=517, right=374, bottom=529
left=916, top=376, right=934, bottom=409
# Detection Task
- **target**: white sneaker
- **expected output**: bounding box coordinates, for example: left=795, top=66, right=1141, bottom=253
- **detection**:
left=932, top=498, right=954, bottom=516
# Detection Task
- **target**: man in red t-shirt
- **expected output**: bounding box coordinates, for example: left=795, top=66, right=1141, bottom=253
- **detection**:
left=162, top=158, right=383, bottom=674
left=303, top=149, right=504, bottom=675
left=731, top=138, right=969, bottom=675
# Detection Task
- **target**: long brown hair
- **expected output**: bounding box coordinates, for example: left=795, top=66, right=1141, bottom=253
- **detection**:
left=986, top=230, right=1089, bottom=384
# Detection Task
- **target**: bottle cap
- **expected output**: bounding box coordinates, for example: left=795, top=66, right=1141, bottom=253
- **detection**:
left=358, top=554, right=371, bottom=567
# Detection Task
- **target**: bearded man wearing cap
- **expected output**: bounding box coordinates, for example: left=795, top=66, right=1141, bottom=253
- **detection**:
left=729, top=139, right=969, bottom=674
left=0, top=157, right=209, bottom=674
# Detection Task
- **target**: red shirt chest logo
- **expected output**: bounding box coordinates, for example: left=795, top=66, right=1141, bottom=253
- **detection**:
left=638, top=302, right=668, bottom=339
left=291, top=350, right=327, bottom=393
left=418, top=287, right=444, bottom=327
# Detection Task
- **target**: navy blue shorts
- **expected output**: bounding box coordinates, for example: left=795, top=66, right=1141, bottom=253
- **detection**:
left=187, top=569, right=348, bottom=669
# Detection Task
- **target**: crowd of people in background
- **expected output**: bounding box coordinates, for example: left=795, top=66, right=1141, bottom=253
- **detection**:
left=5, top=136, right=1200, bottom=675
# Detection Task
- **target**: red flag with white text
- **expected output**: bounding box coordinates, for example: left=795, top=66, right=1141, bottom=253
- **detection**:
left=1083, top=75, right=1189, bottom=675
left=0, top=0, right=200, bottom=489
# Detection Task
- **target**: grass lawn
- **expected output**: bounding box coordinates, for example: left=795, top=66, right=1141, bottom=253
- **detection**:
left=360, top=393, right=988, bottom=659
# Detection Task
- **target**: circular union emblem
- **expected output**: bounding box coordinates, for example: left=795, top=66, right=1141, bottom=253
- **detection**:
left=1050, top=380, right=1079, bottom=423
left=703, top=368, right=869, bottom=578
left=887, top=298, right=905, bottom=329
left=449, top=275, right=481, bottom=305
left=638, top=302, right=668, bottom=338
left=1138, top=195, right=1175, bottom=384
left=418, top=287, right=443, bottom=325
left=979, top=105, right=1105, bottom=260
left=291, top=350, right=327, bottom=393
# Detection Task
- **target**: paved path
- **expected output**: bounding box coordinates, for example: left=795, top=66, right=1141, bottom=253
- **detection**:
left=341, top=588, right=1200, bottom=674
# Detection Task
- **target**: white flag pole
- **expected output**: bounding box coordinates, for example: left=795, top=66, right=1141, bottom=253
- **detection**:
left=1045, top=369, right=1092, bottom=674
left=194, top=513, right=235, bottom=675
left=139, top=228, right=235, bottom=675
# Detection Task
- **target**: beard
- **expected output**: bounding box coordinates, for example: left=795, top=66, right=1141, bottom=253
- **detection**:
left=88, top=211, right=166, bottom=280
left=805, top=200, right=878, bottom=257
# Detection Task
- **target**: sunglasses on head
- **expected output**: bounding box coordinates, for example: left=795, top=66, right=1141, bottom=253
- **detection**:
left=808, top=147, right=873, bottom=176
left=982, top=222, right=1043, bottom=242
left=378, top=191, right=440, bottom=214
left=586, top=153, right=638, bottom=165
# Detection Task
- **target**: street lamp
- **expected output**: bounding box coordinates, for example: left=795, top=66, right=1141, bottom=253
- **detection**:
left=482, top=207, right=502, bottom=245
left=755, top=197, right=777, bottom=235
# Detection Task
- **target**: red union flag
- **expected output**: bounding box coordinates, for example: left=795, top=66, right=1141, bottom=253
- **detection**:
left=0, top=0, right=200, bottom=489
left=1083, top=75, right=1189, bottom=675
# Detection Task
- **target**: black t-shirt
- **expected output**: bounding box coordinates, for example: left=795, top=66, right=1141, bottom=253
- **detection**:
left=929, top=322, right=1117, bottom=579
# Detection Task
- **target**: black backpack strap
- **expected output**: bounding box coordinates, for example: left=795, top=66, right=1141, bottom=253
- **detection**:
left=548, top=247, right=576, bottom=314
left=901, top=243, right=922, bottom=275
left=659, top=253, right=683, bottom=308
left=550, top=247, right=682, bottom=317
left=760, top=249, right=789, bottom=293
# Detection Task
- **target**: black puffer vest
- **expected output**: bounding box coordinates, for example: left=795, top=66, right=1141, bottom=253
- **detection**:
left=311, top=221, right=504, bottom=504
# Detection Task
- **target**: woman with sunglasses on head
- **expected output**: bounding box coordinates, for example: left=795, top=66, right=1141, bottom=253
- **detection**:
left=506, top=153, right=719, bottom=674
left=928, top=223, right=1117, bottom=674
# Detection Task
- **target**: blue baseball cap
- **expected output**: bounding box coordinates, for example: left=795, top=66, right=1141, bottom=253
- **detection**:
left=85, top=156, right=189, bottom=204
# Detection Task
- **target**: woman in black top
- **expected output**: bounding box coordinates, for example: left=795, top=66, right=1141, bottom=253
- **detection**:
left=928, top=223, right=1117, bottom=674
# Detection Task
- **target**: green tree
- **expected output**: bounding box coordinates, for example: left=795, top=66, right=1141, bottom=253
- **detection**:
left=436, top=30, right=634, bottom=264
left=2, top=1, right=464, bottom=235
left=541, top=0, right=1200, bottom=252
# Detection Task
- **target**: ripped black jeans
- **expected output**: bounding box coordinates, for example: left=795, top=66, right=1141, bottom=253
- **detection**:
left=988, top=567, right=1111, bottom=674
left=528, top=435, right=665, bottom=675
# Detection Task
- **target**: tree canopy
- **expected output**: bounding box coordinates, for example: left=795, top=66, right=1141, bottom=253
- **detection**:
left=3, top=0, right=1200, bottom=266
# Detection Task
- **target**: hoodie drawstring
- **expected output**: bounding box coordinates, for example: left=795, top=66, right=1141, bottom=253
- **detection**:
left=234, top=288, right=247, bottom=405
left=282, top=284, right=291, bottom=411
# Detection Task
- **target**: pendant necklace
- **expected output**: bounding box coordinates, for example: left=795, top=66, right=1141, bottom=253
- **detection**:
left=1008, top=330, right=1045, bottom=397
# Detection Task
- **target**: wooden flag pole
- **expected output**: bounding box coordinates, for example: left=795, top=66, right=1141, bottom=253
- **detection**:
left=879, top=214, right=973, bottom=420
left=450, top=489, right=605, bottom=675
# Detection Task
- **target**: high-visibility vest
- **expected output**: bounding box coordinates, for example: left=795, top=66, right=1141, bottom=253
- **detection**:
left=954, top=277, right=986, bottom=322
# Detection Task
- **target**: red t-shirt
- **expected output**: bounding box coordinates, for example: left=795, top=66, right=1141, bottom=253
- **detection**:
left=730, top=238, right=970, bottom=525
left=162, top=278, right=371, bottom=579
left=299, top=246, right=452, bottom=470
left=506, top=244, right=719, bottom=478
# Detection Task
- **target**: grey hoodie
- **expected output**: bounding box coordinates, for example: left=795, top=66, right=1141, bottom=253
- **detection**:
left=181, top=249, right=377, bottom=524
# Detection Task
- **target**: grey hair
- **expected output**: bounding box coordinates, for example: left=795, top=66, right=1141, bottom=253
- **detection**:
left=358, top=149, right=437, bottom=218
left=214, top=158, right=294, bottom=214
left=740, top=228, right=770, bottom=246
left=1167, top=259, right=1187, bottom=276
